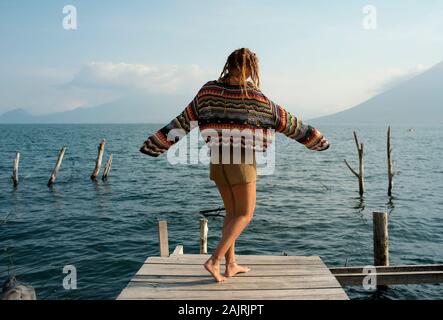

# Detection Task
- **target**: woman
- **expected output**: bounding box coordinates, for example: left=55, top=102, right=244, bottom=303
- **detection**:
left=140, top=48, right=330, bottom=282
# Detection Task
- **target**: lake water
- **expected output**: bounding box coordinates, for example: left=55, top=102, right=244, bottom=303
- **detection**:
left=0, top=123, right=442, bottom=300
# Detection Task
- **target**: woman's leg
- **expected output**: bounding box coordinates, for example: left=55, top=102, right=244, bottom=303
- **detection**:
left=223, top=182, right=254, bottom=277
left=216, top=183, right=251, bottom=276
left=216, top=183, right=236, bottom=264
left=203, top=182, right=235, bottom=282
left=204, top=181, right=256, bottom=282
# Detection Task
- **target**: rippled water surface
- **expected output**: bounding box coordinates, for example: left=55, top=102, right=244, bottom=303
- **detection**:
left=0, top=124, right=442, bottom=299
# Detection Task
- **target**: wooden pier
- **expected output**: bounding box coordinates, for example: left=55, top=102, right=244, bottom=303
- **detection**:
left=117, top=213, right=443, bottom=300
left=117, top=246, right=349, bottom=300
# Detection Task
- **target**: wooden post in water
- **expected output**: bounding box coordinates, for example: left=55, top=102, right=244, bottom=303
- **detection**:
left=48, top=147, right=66, bottom=187
left=344, top=131, right=365, bottom=196
left=12, top=152, right=20, bottom=187
left=102, top=153, right=113, bottom=181
left=91, top=139, right=106, bottom=180
left=373, top=211, right=389, bottom=267
left=387, top=126, right=394, bottom=196
left=199, top=218, right=208, bottom=254
left=158, top=220, right=169, bottom=257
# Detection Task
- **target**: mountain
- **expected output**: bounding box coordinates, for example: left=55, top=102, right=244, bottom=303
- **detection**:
left=0, top=94, right=189, bottom=124
left=0, top=108, right=36, bottom=123
left=2, top=61, right=442, bottom=125
left=311, top=61, right=443, bottom=125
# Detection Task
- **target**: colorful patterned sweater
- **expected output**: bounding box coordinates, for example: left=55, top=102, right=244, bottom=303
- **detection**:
left=140, top=80, right=330, bottom=157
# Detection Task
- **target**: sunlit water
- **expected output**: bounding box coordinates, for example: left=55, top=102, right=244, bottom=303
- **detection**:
left=0, top=124, right=442, bottom=299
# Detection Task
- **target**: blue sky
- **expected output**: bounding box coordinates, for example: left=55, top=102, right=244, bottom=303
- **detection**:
left=1, top=0, right=442, bottom=119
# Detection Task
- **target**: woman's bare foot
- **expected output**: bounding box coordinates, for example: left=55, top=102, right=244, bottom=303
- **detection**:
left=224, top=262, right=251, bottom=277
left=204, top=256, right=226, bottom=282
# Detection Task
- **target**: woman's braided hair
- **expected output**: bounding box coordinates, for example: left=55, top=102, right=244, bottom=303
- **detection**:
left=218, top=48, right=260, bottom=97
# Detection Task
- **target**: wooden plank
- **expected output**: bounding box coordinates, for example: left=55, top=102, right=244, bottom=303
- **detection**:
left=145, top=255, right=324, bottom=266
left=150, top=254, right=322, bottom=260
left=127, top=275, right=341, bottom=290
left=330, top=264, right=443, bottom=274
left=118, top=287, right=348, bottom=300
left=333, top=271, right=443, bottom=286
left=136, top=264, right=332, bottom=277
left=131, top=274, right=338, bottom=282
left=171, top=245, right=184, bottom=256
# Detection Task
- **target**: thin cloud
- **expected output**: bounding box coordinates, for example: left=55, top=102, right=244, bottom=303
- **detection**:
left=67, top=62, right=214, bottom=95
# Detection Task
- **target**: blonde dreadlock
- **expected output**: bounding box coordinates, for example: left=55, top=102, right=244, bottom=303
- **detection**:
left=218, top=48, right=260, bottom=97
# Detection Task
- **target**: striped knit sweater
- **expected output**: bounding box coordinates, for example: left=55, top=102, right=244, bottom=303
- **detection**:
left=140, top=80, right=330, bottom=157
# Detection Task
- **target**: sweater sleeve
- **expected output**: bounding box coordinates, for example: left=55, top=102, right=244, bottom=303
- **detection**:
left=270, top=100, right=330, bottom=151
left=139, top=93, right=199, bottom=157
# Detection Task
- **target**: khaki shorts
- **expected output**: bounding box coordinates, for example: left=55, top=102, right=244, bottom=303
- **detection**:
left=209, top=147, right=257, bottom=186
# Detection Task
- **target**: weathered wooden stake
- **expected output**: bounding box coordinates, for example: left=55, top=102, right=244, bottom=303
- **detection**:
left=91, top=139, right=106, bottom=180
left=48, top=147, right=66, bottom=187
left=102, top=153, right=113, bottom=181
left=387, top=126, right=394, bottom=196
left=344, top=131, right=365, bottom=196
left=373, top=211, right=389, bottom=267
left=199, top=218, right=208, bottom=254
left=158, top=220, right=169, bottom=257
left=12, top=152, right=20, bottom=187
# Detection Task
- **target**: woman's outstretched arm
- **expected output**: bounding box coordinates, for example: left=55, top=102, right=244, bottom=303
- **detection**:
left=139, top=94, right=199, bottom=157
left=270, top=100, right=330, bottom=151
